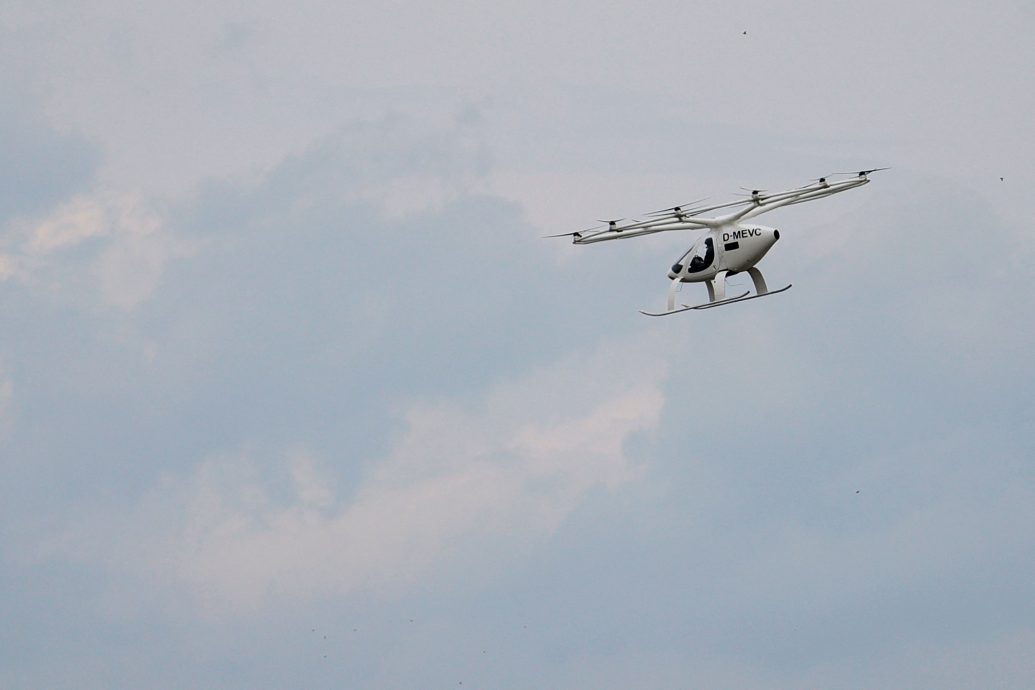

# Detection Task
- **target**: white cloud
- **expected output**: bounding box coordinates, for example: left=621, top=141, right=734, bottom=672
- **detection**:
left=91, top=228, right=183, bottom=310
left=288, top=449, right=334, bottom=510
left=24, top=195, right=108, bottom=255
left=39, top=336, right=667, bottom=613
left=7, top=193, right=193, bottom=308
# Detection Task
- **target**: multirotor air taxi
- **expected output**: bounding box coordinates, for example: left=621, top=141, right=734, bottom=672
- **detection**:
left=550, top=169, right=885, bottom=316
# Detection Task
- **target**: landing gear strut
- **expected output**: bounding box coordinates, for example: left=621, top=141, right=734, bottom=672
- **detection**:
left=642, top=268, right=791, bottom=317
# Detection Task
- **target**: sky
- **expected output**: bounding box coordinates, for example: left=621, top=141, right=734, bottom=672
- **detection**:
left=1, top=0, right=1034, bottom=688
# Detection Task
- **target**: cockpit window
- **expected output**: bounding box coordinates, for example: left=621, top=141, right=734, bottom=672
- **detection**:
left=685, top=237, right=714, bottom=273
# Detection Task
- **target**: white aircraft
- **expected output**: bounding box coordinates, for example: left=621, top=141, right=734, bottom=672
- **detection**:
left=550, top=169, right=885, bottom=316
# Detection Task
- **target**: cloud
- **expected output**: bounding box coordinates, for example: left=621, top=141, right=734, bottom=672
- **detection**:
left=4, top=194, right=194, bottom=308
left=35, top=336, right=667, bottom=614
left=23, top=195, right=108, bottom=254
left=91, top=199, right=193, bottom=309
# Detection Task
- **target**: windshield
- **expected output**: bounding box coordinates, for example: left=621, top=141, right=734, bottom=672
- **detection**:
left=683, top=237, right=714, bottom=273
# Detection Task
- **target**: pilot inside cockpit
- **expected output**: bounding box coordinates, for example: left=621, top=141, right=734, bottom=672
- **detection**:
left=676, top=236, right=714, bottom=274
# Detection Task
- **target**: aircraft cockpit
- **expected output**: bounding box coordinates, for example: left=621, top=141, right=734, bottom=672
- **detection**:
left=671, top=236, right=715, bottom=276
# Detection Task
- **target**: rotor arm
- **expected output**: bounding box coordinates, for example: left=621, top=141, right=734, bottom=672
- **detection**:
left=559, top=169, right=882, bottom=245
left=644, top=176, right=871, bottom=226
left=573, top=219, right=710, bottom=244
left=732, top=177, right=869, bottom=222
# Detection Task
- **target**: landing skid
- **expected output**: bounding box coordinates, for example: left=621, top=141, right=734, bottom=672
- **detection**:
left=639, top=284, right=792, bottom=317
left=639, top=291, right=749, bottom=317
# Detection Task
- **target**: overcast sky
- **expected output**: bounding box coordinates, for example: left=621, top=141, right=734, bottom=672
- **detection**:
left=2, top=1, right=1034, bottom=688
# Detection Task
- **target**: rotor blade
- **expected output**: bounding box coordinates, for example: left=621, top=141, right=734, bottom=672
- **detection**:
left=644, top=197, right=710, bottom=216
left=735, top=187, right=769, bottom=200
left=837, top=167, right=890, bottom=177
left=609, top=219, right=646, bottom=232
left=544, top=223, right=604, bottom=238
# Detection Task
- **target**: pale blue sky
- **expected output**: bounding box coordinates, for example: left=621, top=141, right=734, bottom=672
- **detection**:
left=2, top=1, right=1034, bottom=688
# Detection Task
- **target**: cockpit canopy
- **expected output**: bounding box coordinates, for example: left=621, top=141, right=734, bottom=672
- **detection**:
left=671, top=236, right=714, bottom=275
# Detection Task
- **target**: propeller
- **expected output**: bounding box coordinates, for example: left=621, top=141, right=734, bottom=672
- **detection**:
left=737, top=188, right=768, bottom=202
left=597, top=218, right=626, bottom=231
left=839, top=167, right=890, bottom=178
left=545, top=217, right=637, bottom=239
left=544, top=221, right=610, bottom=238
left=645, top=198, right=710, bottom=218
